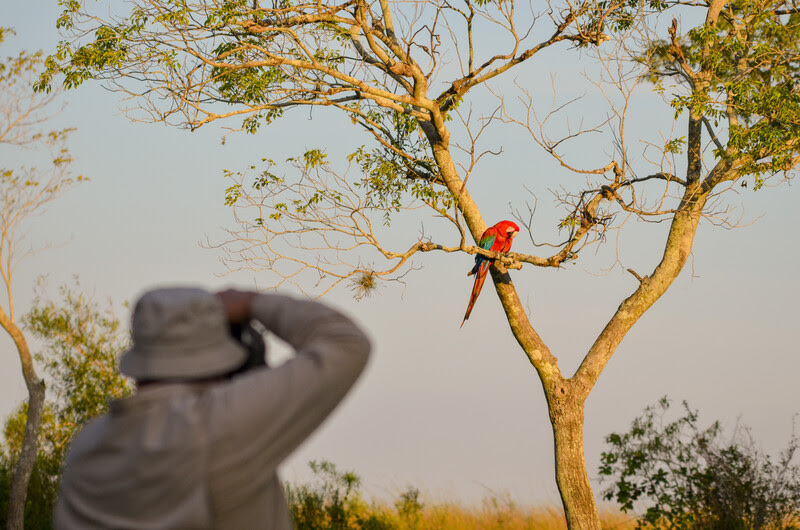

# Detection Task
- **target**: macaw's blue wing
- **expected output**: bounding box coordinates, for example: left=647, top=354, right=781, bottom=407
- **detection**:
left=468, top=231, right=497, bottom=276
left=479, top=231, right=497, bottom=250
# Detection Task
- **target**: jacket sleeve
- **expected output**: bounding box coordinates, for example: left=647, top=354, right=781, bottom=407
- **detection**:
left=208, top=293, right=371, bottom=475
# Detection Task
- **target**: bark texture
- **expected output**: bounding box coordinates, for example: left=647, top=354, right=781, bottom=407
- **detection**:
left=551, top=404, right=598, bottom=528
left=0, top=309, right=46, bottom=530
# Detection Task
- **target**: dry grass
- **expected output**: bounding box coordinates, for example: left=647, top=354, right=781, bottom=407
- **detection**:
left=287, top=461, right=639, bottom=529
left=347, top=497, right=638, bottom=530
left=405, top=502, right=635, bottom=529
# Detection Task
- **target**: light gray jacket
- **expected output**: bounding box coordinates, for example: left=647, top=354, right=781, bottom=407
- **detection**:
left=54, top=294, right=371, bottom=529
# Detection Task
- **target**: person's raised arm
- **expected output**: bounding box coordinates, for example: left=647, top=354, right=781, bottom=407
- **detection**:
left=211, top=289, right=371, bottom=470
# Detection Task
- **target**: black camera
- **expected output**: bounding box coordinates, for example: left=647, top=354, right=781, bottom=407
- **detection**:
left=228, top=322, right=268, bottom=376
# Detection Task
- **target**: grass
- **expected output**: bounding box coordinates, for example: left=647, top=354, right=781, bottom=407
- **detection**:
left=382, top=499, right=635, bottom=529
left=286, top=460, right=637, bottom=529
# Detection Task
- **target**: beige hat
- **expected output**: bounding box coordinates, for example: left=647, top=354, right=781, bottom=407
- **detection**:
left=119, top=287, right=247, bottom=380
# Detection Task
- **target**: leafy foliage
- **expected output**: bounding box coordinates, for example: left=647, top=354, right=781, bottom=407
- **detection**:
left=24, top=283, right=133, bottom=428
left=0, top=32, right=84, bottom=259
left=631, top=0, right=800, bottom=182
left=599, top=397, right=800, bottom=529
left=0, top=283, right=132, bottom=530
left=346, top=107, right=450, bottom=217
left=394, top=486, right=423, bottom=525
left=286, top=460, right=394, bottom=530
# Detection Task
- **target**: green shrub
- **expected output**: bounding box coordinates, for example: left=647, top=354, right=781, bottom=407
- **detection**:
left=285, top=460, right=395, bottom=529
left=599, top=397, right=800, bottom=529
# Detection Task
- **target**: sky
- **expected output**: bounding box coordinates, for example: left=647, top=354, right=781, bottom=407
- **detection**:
left=1, top=0, right=799, bottom=511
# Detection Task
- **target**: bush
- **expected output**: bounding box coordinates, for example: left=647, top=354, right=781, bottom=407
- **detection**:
left=599, top=397, right=800, bottom=529
left=285, top=460, right=395, bottom=530
left=394, top=486, right=423, bottom=525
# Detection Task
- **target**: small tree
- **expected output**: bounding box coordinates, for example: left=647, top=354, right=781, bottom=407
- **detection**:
left=599, top=398, right=800, bottom=529
left=0, top=29, right=84, bottom=530
left=0, top=282, right=131, bottom=529
left=44, top=0, right=800, bottom=525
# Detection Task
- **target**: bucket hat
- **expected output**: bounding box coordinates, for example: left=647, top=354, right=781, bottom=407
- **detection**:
left=119, top=287, right=247, bottom=380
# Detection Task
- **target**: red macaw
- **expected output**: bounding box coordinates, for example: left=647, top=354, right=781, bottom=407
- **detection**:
left=461, top=220, right=520, bottom=327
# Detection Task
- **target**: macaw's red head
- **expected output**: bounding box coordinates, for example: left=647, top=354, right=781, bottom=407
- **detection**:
left=498, top=220, right=520, bottom=239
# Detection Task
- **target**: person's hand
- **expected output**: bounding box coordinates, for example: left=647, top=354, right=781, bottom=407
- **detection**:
left=215, top=289, right=258, bottom=324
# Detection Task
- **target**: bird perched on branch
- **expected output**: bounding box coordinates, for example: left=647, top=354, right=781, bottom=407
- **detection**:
left=461, top=220, right=520, bottom=327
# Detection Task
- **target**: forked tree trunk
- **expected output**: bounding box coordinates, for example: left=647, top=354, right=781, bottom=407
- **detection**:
left=490, top=187, right=713, bottom=528
left=0, top=312, right=46, bottom=530
left=427, top=113, right=718, bottom=529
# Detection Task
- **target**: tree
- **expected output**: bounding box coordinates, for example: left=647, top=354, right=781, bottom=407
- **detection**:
left=43, top=0, right=800, bottom=526
left=599, top=398, right=800, bottom=529
left=0, top=282, right=132, bottom=529
left=0, top=29, right=84, bottom=530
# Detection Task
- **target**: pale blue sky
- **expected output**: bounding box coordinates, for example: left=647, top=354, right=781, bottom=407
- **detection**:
left=1, top=0, right=799, bottom=508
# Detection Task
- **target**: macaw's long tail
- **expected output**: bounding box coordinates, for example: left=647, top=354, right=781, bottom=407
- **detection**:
left=461, top=264, right=489, bottom=327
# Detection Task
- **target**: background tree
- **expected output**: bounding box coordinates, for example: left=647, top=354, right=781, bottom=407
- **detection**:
left=599, top=398, right=800, bottom=529
left=0, top=282, right=131, bottom=529
left=0, top=28, right=84, bottom=530
left=44, top=0, right=800, bottom=526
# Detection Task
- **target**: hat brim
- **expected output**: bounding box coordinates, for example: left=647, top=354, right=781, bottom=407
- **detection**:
left=119, top=334, right=248, bottom=380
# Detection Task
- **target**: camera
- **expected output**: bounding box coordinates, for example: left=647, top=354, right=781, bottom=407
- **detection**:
left=228, top=322, right=268, bottom=376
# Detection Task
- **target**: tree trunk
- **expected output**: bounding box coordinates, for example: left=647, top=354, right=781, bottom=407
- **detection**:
left=7, top=378, right=45, bottom=530
left=1, top=311, right=46, bottom=530
left=549, top=392, right=600, bottom=529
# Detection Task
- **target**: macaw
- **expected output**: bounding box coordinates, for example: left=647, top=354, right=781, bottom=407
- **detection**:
left=461, top=220, right=520, bottom=327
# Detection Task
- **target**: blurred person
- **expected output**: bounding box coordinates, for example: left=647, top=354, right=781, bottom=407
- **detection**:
left=54, top=287, right=371, bottom=529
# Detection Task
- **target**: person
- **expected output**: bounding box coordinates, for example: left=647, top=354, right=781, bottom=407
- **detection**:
left=54, top=286, right=371, bottom=529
